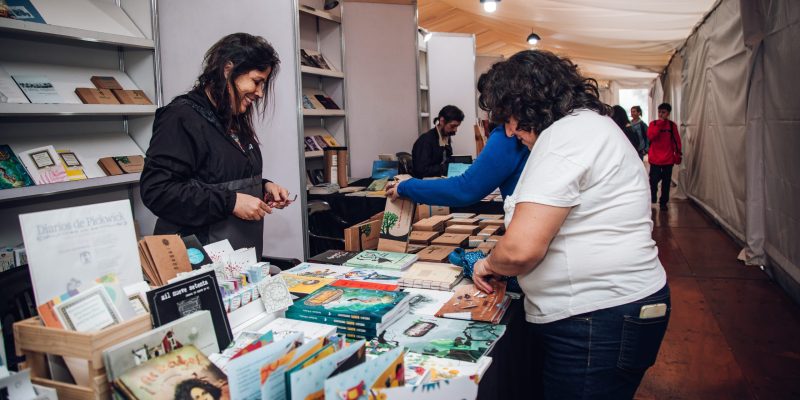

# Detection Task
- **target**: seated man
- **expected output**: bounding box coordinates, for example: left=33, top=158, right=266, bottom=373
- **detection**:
left=411, top=105, right=464, bottom=178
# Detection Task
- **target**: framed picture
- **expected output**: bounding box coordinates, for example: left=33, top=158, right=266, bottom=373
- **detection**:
left=54, top=285, right=123, bottom=332
left=30, top=150, right=55, bottom=169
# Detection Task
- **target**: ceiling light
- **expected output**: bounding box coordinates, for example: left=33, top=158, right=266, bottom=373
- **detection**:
left=480, top=0, right=499, bottom=13
left=527, top=32, right=541, bottom=45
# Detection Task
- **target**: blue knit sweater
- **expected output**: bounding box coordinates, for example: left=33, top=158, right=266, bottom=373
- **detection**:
left=397, top=126, right=530, bottom=207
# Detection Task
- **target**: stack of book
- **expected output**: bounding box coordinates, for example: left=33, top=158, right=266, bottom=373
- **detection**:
left=398, top=262, right=463, bottom=291
left=137, top=235, right=192, bottom=286
left=285, top=284, right=411, bottom=339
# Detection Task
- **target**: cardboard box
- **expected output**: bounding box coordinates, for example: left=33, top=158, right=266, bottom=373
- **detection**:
left=477, top=241, right=496, bottom=254
left=344, top=212, right=383, bottom=252
left=446, top=218, right=480, bottom=226
left=416, top=204, right=450, bottom=222
left=475, top=214, right=504, bottom=220
left=468, top=236, right=486, bottom=247
left=409, top=230, right=441, bottom=245
left=431, top=233, right=469, bottom=247
left=75, top=88, right=120, bottom=104
left=412, top=218, right=444, bottom=232
left=449, top=213, right=476, bottom=219
left=406, top=243, right=427, bottom=254
left=478, top=226, right=500, bottom=237
left=445, top=224, right=482, bottom=235
left=112, top=89, right=152, bottom=105
left=417, top=245, right=457, bottom=263
left=479, top=219, right=506, bottom=229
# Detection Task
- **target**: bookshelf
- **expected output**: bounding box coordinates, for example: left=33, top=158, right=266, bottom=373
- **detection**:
left=298, top=0, right=349, bottom=190
left=417, top=32, right=432, bottom=133
left=0, top=0, right=160, bottom=246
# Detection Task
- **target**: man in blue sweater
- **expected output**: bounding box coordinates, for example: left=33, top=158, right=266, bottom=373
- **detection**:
left=387, top=125, right=530, bottom=206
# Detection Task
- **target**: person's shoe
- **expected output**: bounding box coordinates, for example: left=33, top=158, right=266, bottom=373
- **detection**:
left=659, top=204, right=668, bottom=211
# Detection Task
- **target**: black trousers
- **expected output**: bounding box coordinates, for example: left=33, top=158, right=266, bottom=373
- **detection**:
left=649, top=164, right=674, bottom=205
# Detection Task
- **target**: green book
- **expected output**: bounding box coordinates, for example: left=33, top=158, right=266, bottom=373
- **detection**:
left=343, top=250, right=418, bottom=271
left=287, top=285, right=409, bottom=324
left=0, top=145, right=35, bottom=189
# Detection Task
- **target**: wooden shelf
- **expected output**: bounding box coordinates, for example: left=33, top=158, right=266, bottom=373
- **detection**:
left=0, top=18, right=154, bottom=49
left=303, top=109, right=346, bottom=117
left=299, top=6, right=341, bottom=23
left=0, top=173, right=141, bottom=203
left=0, top=103, right=157, bottom=116
left=301, top=66, right=344, bottom=79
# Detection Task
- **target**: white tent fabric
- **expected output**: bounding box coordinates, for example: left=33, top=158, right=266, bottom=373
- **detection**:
left=419, top=0, right=717, bottom=83
left=657, top=0, right=800, bottom=298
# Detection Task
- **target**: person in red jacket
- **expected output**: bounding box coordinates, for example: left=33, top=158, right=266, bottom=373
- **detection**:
left=647, top=103, right=682, bottom=211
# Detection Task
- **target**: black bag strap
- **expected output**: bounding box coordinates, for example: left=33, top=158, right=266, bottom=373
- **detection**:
left=668, top=122, right=681, bottom=155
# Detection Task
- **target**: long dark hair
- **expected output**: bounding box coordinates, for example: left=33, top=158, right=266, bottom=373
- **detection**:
left=478, top=50, right=610, bottom=134
left=174, top=378, right=222, bottom=400
left=194, top=33, right=280, bottom=142
left=611, top=105, right=631, bottom=130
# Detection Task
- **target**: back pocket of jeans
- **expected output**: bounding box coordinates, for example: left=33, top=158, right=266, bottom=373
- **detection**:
left=617, top=315, right=669, bottom=371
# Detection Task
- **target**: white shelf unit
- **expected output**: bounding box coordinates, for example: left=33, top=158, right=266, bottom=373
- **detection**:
left=298, top=0, right=349, bottom=191
left=0, top=0, right=160, bottom=246
left=417, top=34, right=432, bottom=133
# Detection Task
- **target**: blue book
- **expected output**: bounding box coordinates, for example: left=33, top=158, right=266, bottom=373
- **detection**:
left=287, top=285, right=409, bottom=324
left=371, top=160, right=398, bottom=179
left=7, top=0, right=46, bottom=24
left=0, top=145, right=35, bottom=189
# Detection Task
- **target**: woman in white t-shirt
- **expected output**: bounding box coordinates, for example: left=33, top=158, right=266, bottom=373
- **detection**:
left=473, top=50, right=670, bottom=399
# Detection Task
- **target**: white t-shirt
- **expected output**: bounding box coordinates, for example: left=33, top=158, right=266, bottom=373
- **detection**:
left=504, top=109, right=666, bottom=324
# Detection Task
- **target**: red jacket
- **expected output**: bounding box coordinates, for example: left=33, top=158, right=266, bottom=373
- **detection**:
left=647, top=119, right=682, bottom=165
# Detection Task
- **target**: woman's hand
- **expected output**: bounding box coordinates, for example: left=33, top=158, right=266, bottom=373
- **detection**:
left=385, top=181, right=400, bottom=200
left=473, top=257, right=501, bottom=294
left=264, top=182, right=291, bottom=209
left=233, top=193, right=271, bottom=221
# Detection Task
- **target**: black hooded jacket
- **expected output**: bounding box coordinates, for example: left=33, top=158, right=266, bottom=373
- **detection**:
left=140, top=89, right=268, bottom=239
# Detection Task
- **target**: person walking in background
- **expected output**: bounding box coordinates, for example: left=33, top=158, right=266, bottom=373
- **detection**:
left=630, top=105, right=649, bottom=159
left=647, top=103, right=682, bottom=211
left=611, top=105, right=640, bottom=152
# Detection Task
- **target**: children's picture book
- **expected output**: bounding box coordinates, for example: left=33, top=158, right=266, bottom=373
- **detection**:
left=17, top=145, right=68, bottom=184
left=226, top=333, right=301, bottom=400
left=288, top=286, right=410, bottom=324
left=324, top=346, right=405, bottom=400
left=256, top=274, right=293, bottom=314
left=114, top=345, right=229, bottom=400
left=102, top=311, right=218, bottom=381
left=367, top=375, right=479, bottom=400
left=403, top=288, right=455, bottom=316
left=280, top=273, right=335, bottom=295
left=285, top=262, right=354, bottom=279
left=287, top=339, right=365, bottom=400
left=367, top=314, right=506, bottom=363
left=344, top=250, right=418, bottom=271
left=337, top=268, right=402, bottom=290
left=12, top=75, right=61, bottom=103
left=403, top=352, right=491, bottom=386
left=147, top=271, right=233, bottom=349
left=435, top=281, right=509, bottom=324
left=0, top=145, right=34, bottom=189
left=259, top=336, right=325, bottom=400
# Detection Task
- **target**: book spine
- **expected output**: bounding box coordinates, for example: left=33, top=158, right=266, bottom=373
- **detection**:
left=286, top=305, right=380, bottom=323
left=284, top=312, right=379, bottom=336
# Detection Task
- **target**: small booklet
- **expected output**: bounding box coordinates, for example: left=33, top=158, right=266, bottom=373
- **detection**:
left=435, top=281, right=509, bottom=324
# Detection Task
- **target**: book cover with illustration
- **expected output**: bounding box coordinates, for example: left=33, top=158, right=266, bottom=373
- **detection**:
left=377, top=184, right=416, bottom=253
left=308, top=250, right=359, bottom=265
left=0, top=145, right=34, bottom=189
left=17, top=145, right=68, bottom=184
left=403, top=288, right=454, bottom=316
left=280, top=273, right=335, bottom=295
left=344, top=251, right=417, bottom=271
left=287, top=285, right=409, bottom=323
left=403, top=352, right=490, bottom=386
left=367, top=314, right=505, bottom=363
left=435, top=281, right=509, bottom=324
left=324, top=346, right=405, bottom=400
left=115, top=345, right=229, bottom=400
left=103, top=311, right=218, bottom=381
left=286, top=339, right=364, bottom=400
left=285, top=262, right=354, bottom=279
left=367, top=375, right=479, bottom=400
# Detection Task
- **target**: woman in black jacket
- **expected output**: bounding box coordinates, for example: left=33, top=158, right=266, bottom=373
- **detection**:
left=141, top=33, right=290, bottom=256
left=612, top=104, right=640, bottom=152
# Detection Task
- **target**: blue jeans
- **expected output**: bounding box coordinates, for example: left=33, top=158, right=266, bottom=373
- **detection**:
left=527, top=284, right=671, bottom=400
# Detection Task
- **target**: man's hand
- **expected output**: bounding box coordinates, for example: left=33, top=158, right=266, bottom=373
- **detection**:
left=264, top=182, right=291, bottom=209
left=473, top=258, right=501, bottom=294
left=385, top=181, right=401, bottom=200
left=233, top=193, right=271, bottom=221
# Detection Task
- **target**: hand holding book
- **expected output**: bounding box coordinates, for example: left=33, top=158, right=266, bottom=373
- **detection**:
left=473, top=257, right=501, bottom=294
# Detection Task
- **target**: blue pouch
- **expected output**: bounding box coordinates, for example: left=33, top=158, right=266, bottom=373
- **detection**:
left=448, top=247, right=521, bottom=292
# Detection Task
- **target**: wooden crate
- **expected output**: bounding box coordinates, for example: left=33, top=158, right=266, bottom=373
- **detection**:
left=14, top=314, right=151, bottom=400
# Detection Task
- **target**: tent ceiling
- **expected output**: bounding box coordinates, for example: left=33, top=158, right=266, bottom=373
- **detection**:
left=418, top=0, right=718, bottom=83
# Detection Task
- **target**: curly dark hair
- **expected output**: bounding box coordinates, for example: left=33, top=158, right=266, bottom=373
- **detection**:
left=478, top=50, right=610, bottom=134
left=611, top=105, right=631, bottom=130
left=174, top=378, right=222, bottom=400
left=194, top=33, right=280, bottom=143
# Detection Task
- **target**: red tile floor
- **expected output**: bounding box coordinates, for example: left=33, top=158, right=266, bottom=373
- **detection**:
left=636, top=200, right=800, bottom=399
